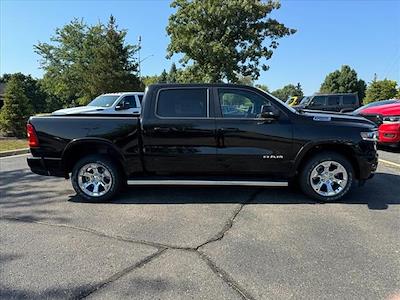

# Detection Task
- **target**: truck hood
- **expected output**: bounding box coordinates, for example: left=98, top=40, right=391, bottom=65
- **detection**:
left=52, top=106, right=105, bottom=115
left=301, top=111, right=376, bottom=128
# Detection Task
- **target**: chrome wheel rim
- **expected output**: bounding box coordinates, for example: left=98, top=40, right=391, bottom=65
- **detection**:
left=310, top=160, right=348, bottom=197
left=78, top=163, right=113, bottom=197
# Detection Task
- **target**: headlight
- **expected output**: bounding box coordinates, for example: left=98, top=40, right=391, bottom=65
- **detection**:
left=360, top=131, right=378, bottom=141
left=383, top=115, right=400, bottom=123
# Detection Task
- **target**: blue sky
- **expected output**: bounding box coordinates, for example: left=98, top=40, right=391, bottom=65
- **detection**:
left=1, top=0, right=399, bottom=94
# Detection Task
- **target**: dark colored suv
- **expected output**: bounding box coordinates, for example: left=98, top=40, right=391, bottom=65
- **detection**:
left=294, top=93, right=360, bottom=113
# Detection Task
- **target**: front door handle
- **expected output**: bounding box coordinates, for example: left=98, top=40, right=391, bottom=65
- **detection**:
left=153, top=127, right=171, bottom=133
left=219, top=127, right=240, bottom=133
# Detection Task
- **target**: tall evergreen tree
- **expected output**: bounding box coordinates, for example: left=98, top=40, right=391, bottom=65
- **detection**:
left=168, top=63, right=178, bottom=83
left=159, top=70, right=168, bottom=83
left=364, top=79, right=398, bottom=104
left=320, top=65, right=366, bottom=101
left=0, top=76, right=33, bottom=137
left=0, top=73, right=46, bottom=113
left=35, top=16, right=141, bottom=106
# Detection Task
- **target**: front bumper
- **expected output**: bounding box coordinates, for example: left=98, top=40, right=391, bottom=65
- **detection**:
left=27, top=156, right=65, bottom=178
left=378, top=123, right=400, bottom=145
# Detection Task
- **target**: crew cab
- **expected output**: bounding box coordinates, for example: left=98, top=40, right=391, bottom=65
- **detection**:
left=52, top=92, right=144, bottom=115
left=354, top=101, right=400, bottom=148
left=27, top=84, right=378, bottom=202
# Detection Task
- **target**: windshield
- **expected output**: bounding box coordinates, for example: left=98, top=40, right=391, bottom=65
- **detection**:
left=299, top=96, right=311, bottom=105
left=254, top=87, right=297, bottom=114
left=88, top=95, right=119, bottom=107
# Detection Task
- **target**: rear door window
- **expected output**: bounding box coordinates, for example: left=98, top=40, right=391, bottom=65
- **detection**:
left=327, top=96, right=340, bottom=106
left=156, top=88, right=208, bottom=118
left=342, top=95, right=356, bottom=105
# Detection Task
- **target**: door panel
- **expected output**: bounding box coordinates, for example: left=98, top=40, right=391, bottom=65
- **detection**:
left=215, top=88, right=293, bottom=176
left=216, top=119, right=293, bottom=175
left=142, top=88, right=218, bottom=175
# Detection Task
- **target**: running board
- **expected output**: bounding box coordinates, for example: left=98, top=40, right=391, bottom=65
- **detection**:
left=126, top=180, right=288, bottom=187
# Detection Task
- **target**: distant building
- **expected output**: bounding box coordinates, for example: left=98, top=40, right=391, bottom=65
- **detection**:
left=0, top=82, right=5, bottom=108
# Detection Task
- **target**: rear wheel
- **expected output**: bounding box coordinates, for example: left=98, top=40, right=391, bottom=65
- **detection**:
left=71, top=155, right=122, bottom=202
left=299, top=152, right=354, bottom=202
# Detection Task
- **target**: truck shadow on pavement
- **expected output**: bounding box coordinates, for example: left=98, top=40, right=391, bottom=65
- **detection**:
left=0, top=169, right=72, bottom=223
left=69, top=172, right=400, bottom=210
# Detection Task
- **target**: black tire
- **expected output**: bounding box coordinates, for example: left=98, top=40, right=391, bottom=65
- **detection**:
left=299, top=152, right=354, bottom=202
left=71, top=154, right=122, bottom=202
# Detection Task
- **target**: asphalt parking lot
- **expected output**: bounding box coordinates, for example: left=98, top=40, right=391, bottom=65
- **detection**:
left=1, top=150, right=399, bottom=299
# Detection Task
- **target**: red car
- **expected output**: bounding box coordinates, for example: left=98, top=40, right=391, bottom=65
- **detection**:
left=355, top=101, right=400, bottom=147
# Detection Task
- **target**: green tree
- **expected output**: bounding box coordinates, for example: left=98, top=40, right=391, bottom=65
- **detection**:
left=168, top=63, right=178, bottom=83
left=237, top=75, right=254, bottom=86
left=255, top=84, right=269, bottom=92
left=159, top=69, right=169, bottom=83
left=142, top=75, right=161, bottom=87
left=272, top=83, right=303, bottom=100
left=364, top=79, right=398, bottom=104
left=35, top=16, right=141, bottom=106
left=320, top=65, right=366, bottom=101
left=166, top=0, right=296, bottom=83
left=1, top=73, right=46, bottom=113
left=0, top=76, right=34, bottom=137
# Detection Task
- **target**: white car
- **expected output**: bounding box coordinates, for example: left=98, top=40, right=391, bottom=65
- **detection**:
left=52, top=92, right=144, bottom=115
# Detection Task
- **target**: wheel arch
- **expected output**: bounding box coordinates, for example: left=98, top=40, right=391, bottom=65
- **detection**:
left=294, top=142, right=361, bottom=180
left=62, top=138, right=127, bottom=177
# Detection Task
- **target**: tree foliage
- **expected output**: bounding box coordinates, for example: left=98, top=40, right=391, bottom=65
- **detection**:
left=166, top=0, right=296, bottom=83
left=272, top=83, right=303, bottom=100
left=0, top=76, right=34, bottom=137
left=364, top=79, right=398, bottom=104
left=35, top=16, right=141, bottom=107
left=320, top=65, right=366, bottom=101
left=168, top=63, right=178, bottom=83
left=1, top=73, right=46, bottom=113
left=255, top=84, right=269, bottom=92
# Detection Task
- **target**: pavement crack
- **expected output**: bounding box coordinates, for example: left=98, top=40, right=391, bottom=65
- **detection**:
left=1, top=189, right=262, bottom=300
left=0, top=216, right=169, bottom=250
left=76, top=248, right=167, bottom=300
left=196, top=189, right=262, bottom=250
left=197, top=251, right=256, bottom=300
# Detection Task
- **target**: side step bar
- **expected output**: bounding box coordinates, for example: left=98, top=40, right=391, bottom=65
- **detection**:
left=127, top=180, right=288, bottom=187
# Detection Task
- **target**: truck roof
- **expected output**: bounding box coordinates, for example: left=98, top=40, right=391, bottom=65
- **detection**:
left=101, top=92, right=144, bottom=96
left=149, top=83, right=255, bottom=89
left=312, top=92, right=358, bottom=96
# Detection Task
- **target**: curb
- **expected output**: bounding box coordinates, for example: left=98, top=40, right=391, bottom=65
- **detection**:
left=0, top=148, right=30, bottom=158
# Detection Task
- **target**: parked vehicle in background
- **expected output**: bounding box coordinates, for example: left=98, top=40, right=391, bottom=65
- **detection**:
left=352, top=99, right=400, bottom=115
left=27, top=84, right=378, bottom=203
left=354, top=101, right=400, bottom=148
left=294, top=93, right=360, bottom=113
left=285, top=96, right=301, bottom=106
left=52, top=92, right=144, bottom=115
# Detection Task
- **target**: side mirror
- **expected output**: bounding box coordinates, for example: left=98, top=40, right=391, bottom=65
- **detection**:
left=115, top=101, right=129, bottom=111
left=260, top=105, right=279, bottom=119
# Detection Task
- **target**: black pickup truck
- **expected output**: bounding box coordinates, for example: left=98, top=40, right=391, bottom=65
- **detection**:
left=27, top=84, right=378, bottom=202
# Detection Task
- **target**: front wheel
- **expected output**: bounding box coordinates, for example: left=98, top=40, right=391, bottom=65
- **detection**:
left=71, top=155, right=122, bottom=202
left=299, top=152, right=354, bottom=202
